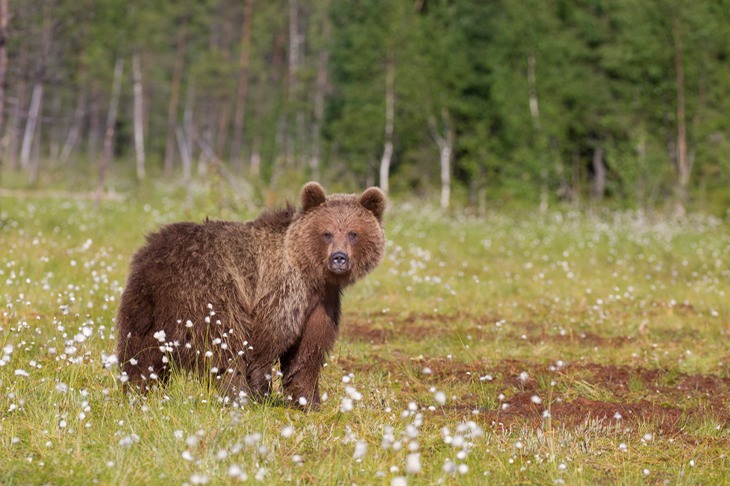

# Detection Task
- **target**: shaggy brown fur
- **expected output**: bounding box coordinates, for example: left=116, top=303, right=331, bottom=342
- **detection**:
left=115, top=182, right=386, bottom=408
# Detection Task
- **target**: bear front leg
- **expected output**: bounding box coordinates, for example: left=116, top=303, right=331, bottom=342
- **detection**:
left=280, top=304, right=338, bottom=410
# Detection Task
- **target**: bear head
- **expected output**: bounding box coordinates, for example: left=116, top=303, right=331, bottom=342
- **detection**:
left=285, top=182, right=386, bottom=286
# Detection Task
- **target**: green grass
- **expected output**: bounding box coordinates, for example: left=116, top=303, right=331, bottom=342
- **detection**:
left=1, top=189, right=729, bottom=484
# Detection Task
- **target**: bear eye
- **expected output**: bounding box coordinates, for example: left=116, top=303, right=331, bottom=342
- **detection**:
left=323, top=231, right=333, bottom=242
left=348, top=231, right=358, bottom=241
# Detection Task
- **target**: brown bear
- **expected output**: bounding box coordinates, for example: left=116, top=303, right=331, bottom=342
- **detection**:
left=115, top=182, right=386, bottom=408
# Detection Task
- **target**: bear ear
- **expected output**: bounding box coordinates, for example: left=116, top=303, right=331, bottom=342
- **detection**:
left=301, top=182, right=327, bottom=211
left=359, top=187, right=387, bottom=223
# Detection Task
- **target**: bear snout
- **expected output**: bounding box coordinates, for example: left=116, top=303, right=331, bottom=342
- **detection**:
left=329, top=251, right=350, bottom=273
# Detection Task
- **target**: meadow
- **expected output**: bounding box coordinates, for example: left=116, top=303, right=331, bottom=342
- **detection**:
left=0, top=188, right=729, bottom=484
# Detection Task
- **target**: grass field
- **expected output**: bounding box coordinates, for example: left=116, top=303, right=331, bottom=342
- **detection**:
left=1, top=189, right=729, bottom=484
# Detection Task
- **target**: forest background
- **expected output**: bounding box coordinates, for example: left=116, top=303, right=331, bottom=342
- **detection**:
left=0, top=0, right=729, bottom=215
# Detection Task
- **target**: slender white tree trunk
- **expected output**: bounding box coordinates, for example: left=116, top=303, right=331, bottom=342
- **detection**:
left=379, top=52, right=395, bottom=194
left=132, top=51, right=145, bottom=180
left=250, top=134, right=261, bottom=176
left=183, top=79, right=195, bottom=169
left=591, top=147, right=606, bottom=202
left=59, top=86, right=85, bottom=164
left=20, top=82, right=43, bottom=171
left=176, top=127, right=192, bottom=184
left=439, top=134, right=452, bottom=210
left=429, top=108, right=453, bottom=210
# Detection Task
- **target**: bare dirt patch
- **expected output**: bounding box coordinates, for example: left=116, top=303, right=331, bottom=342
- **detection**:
left=337, top=313, right=730, bottom=439
left=333, top=354, right=730, bottom=437
left=342, top=311, right=634, bottom=347
left=486, top=393, right=689, bottom=435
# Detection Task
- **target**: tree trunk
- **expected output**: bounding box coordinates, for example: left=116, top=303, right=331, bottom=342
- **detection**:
left=132, top=51, right=146, bottom=180
left=527, top=53, right=540, bottom=122
left=429, top=109, right=453, bottom=210
left=176, top=127, right=192, bottom=186
left=213, top=16, right=233, bottom=155
left=197, top=100, right=213, bottom=176
left=379, top=50, right=395, bottom=194
left=439, top=128, right=453, bottom=210
left=673, top=17, right=689, bottom=217
left=527, top=53, right=549, bottom=214
left=230, top=0, right=254, bottom=169
left=0, top=0, right=8, bottom=176
left=309, top=45, right=328, bottom=181
left=285, top=0, right=300, bottom=168
left=59, top=73, right=87, bottom=164
left=250, top=134, right=261, bottom=177
left=571, top=149, right=581, bottom=204
left=87, top=81, right=103, bottom=162
left=48, top=92, right=62, bottom=162
left=591, top=147, right=606, bottom=202
left=183, top=79, right=195, bottom=167
left=7, top=81, right=26, bottom=171
left=164, top=26, right=186, bottom=178
left=96, top=58, right=123, bottom=206
left=20, top=82, right=43, bottom=173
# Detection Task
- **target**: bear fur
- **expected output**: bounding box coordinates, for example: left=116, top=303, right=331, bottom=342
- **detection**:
left=115, top=182, right=386, bottom=408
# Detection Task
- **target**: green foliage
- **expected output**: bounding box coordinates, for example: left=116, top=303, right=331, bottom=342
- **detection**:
left=2, top=0, right=730, bottom=211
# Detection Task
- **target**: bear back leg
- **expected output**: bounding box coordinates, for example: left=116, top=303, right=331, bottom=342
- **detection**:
left=116, top=278, right=171, bottom=393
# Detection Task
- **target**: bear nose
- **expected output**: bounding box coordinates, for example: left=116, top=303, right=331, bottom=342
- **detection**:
left=329, top=251, right=349, bottom=272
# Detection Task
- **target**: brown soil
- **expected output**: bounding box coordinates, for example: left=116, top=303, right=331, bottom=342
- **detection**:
left=342, top=311, right=634, bottom=346
left=337, top=312, right=730, bottom=438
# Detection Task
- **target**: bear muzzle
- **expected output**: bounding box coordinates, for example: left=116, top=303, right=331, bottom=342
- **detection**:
left=328, top=251, right=350, bottom=274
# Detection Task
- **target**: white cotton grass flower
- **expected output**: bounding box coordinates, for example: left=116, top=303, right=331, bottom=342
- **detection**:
left=190, top=473, right=209, bottom=484
left=405, top=453, right=421, bottom=474
left=392, top=477, right=407, bottom=486
left=345, top=386, right=363, bottom=401
left=353, top=440, right=368, bottom=460
left=153, top=330, right=166, bottom=342
left=281, top=425, right=295, bottom=438
left=434, top=391, right=446, bottom=405
left=227, top=464, right=247, bottom=480
left=341, top=397, right=354, bottom=412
